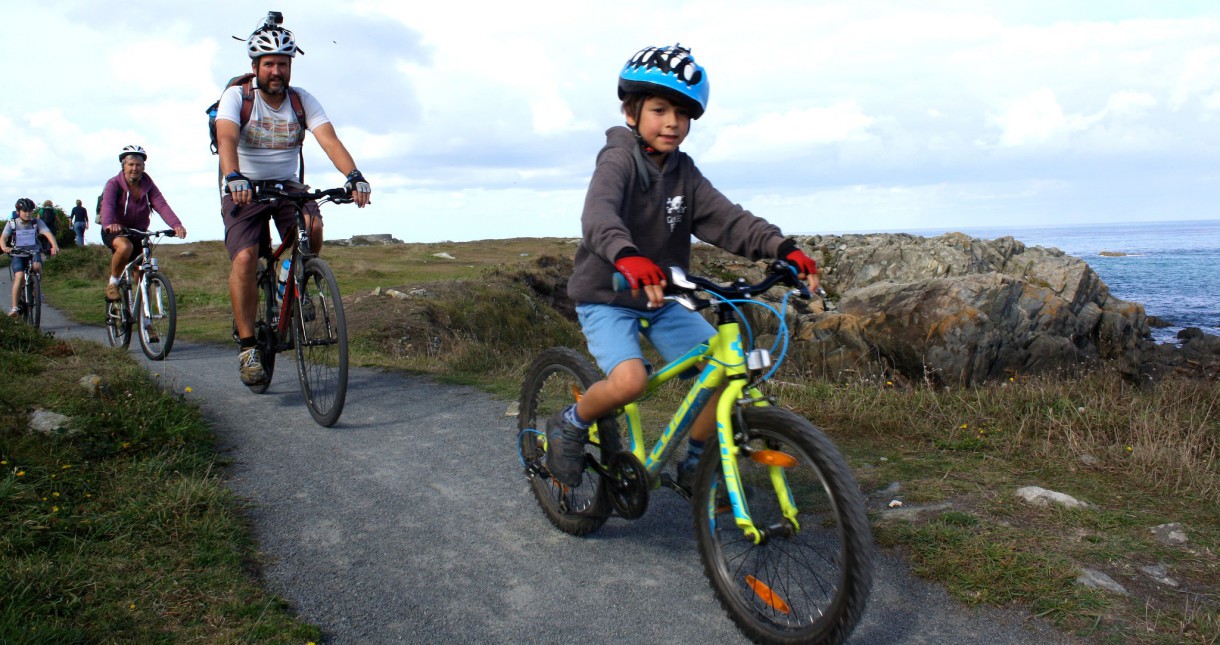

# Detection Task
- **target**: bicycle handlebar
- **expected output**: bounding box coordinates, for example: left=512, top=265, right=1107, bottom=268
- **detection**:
left=252, top=184, right=355, bottom=206
left=612, top=261, right=814, bottom=302
left=115, top=228, right=176, bottom=239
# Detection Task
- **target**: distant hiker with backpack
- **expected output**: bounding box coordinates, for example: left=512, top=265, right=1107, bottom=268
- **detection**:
left=215, top=12, right=370, bottom=386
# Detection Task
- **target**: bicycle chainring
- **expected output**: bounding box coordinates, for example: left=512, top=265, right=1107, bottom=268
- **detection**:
left=605, top=450, right=649, bottom=519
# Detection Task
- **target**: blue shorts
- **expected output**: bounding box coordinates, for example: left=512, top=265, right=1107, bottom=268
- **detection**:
left=9, top=250, right=42, bottom=273
left=576, top=301, right=716, bottom=376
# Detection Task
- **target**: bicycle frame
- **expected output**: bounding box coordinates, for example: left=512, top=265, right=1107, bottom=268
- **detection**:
left=593, top=302, right=791, bottom=544
left=118, top=233, right=164, bottom=325
left=263, top=207, right=313, bottom=343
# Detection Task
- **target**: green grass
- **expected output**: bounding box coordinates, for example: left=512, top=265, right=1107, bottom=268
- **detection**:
left=0, top=318, right=320, bottom=642
left=28, top=237, right=1220, bottom=643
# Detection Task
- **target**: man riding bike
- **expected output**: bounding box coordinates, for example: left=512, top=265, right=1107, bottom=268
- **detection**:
left=215, top=13, right=371, bottom=386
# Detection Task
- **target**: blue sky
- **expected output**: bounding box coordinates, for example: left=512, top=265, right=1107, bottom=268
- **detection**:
left=3, top=0, right=1220, bottom=243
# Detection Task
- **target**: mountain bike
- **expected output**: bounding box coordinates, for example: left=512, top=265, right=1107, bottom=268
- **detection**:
left=236, top=184, right=350, bottom=428
left=517, top=262, right=874, bottom=645
left=7, top=249, right=41, bottom=330
left=104, top=229, right=177, bottom=360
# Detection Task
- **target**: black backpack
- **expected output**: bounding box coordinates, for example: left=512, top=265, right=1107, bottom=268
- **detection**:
left=206, top=73, right=307, bottom=191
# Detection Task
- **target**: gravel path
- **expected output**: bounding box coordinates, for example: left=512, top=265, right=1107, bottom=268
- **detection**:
left=21, top=274, right=1075, bottom=644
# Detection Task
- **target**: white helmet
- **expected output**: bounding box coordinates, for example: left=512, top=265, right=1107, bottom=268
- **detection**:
left=248, top=26, right=298, bottom=59
left=119, top=144, right=147, bottom=162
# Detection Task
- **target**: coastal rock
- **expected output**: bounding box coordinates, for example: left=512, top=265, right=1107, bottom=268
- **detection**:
left=329, top=233, right=404, bottom=246
left=783, top=233, right=1148, bottom=385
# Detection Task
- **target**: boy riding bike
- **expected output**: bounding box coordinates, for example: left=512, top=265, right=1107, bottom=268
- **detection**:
left=215, top=13, right=371, bottom=386
left=547, top=44, right=819, bottom=491
left=2, top=198, right=59, bottom=316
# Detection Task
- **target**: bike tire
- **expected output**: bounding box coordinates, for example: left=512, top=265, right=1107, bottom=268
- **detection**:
left=105, top=288, right=133, bottom=349
left=137, top=272, right=176, bottom=361
left=28, top=273, right=41, bottom=331
left=246, top=260, right=278, bottom=394
left=293, top=257, right=347, bottom=427
left=517, top=347, right=621, bottom=536
left=693, top=407, right=873, bottom=645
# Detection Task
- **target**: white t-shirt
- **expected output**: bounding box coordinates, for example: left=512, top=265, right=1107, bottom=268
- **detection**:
left=215, top=84, right=332, bottom=182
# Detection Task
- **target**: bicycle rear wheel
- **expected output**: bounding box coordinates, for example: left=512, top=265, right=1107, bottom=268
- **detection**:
left=137, top=272, right=176, bottom=360
left=293, top=257, right=347, bottom=427
left=245, top=260, right=278, bottom=394
left=517, top=347, right=620, bottom=536
left=105, top=288, right=132, bottom=348
left=693, top=407, right=873, bottom=645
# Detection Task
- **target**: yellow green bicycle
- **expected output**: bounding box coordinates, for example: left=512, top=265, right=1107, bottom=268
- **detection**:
left=517, top=262, right=874, bottom=644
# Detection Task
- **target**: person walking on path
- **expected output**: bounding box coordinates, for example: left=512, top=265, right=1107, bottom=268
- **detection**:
left=70, top=199, right=89, bottom=246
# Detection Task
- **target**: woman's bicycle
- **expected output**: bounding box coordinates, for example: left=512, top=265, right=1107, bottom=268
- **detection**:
left=104, top=228, right=177, bottom=361
left=236, top=184, right=350, bottom=428
left=7, top=249, right=42, bottom=330
left=517, top=262, right=874, bottom=645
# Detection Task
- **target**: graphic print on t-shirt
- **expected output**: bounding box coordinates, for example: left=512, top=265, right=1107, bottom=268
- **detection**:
left=242, top=116, right=303, bottom=150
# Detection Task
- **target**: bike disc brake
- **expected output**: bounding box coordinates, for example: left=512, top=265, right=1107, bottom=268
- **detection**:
left=605, top=451, right=649, bottom=520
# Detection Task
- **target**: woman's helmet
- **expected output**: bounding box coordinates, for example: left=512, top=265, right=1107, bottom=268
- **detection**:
left=119, top=145, right=147, bottom=162
left=248, top=26, right=299, bottom=59
left=14, top=198, right=35, bottom=212
left=618, top=44, right=709, bottom=119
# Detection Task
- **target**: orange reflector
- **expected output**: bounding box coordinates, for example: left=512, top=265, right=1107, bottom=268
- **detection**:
left=750, top=449, right=798, bottom=468
left=746, top=575, right=791, bottom=614
left=569, top=384, right=584, bottom=402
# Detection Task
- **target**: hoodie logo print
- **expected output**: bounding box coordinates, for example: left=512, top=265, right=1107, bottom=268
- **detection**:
left=665, top=196, right=686, bottom=232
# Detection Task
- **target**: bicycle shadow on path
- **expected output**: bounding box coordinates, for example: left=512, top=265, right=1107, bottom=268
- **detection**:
left=23, top=283, right=1076, bottom=645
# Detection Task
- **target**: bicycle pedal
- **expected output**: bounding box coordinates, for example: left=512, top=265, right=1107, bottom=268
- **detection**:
left=660, top=473, right=693, bottom=502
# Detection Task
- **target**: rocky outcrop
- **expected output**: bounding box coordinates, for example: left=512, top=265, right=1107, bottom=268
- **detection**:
left=687, top=232, right=1217, bottom=386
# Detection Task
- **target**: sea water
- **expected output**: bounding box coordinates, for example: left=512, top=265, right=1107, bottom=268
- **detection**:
left=845, top=220, right=1220, bottom=345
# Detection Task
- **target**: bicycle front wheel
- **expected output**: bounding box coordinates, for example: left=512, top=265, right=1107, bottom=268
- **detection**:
left=137, top=272, right=176, bottom=360
left=293, top=257, right=347, bottom=427
left=246, top=260, right=278, bottom=394
left=517, top=347, right=620, bottom=536
left=27, top=273, right=41, bottom=330
left=693, top=407, right=873, bottom=645
left=105, top=290, right=132, bottom=348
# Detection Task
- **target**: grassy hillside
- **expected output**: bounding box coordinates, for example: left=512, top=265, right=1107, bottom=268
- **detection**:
left=14, top=239, right=1220, bottom=643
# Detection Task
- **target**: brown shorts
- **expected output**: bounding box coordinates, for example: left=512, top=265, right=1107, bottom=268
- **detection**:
left=101, top=229, right=142, bottom=254
left=221, top=191, right=321, bottom=260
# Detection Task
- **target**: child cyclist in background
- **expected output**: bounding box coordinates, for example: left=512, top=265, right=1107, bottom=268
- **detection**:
left=548, top=44, right=820, bottom=492
left=2, top=198, right=59, bottom=316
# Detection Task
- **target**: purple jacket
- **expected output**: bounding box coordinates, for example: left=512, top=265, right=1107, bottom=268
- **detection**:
left=100, top=171, right=182, bottom=231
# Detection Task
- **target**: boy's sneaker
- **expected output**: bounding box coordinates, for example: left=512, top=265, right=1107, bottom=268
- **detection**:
left=105, top=283, right=120, bottom=301
left=545, top=412, right=588, bottom=488
left=144, top=327, right=159, bottom=343
left=238, top=348, right=265, bottom=385
left=676, top=460, right=753, bottom=509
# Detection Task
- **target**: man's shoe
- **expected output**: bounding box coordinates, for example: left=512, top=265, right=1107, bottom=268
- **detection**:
left=238, top=347, right=266, bottom=385
left=7, top=307, right=18, bottom=317
left=105, top=283, right=120, bottom=301
left=545, top=412, right=588, bottom=488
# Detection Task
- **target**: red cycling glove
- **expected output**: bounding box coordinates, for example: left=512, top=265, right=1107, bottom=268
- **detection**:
left=614, top=254, right=666, bottom=290
left=778, top=239, right=818, bottom=276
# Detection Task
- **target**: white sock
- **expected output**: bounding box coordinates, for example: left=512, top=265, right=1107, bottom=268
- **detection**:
left=109, top=277, right=119, bottom=285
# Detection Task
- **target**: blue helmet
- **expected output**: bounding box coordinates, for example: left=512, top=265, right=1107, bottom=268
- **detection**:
left=618, top=44, right=709, bottom=119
